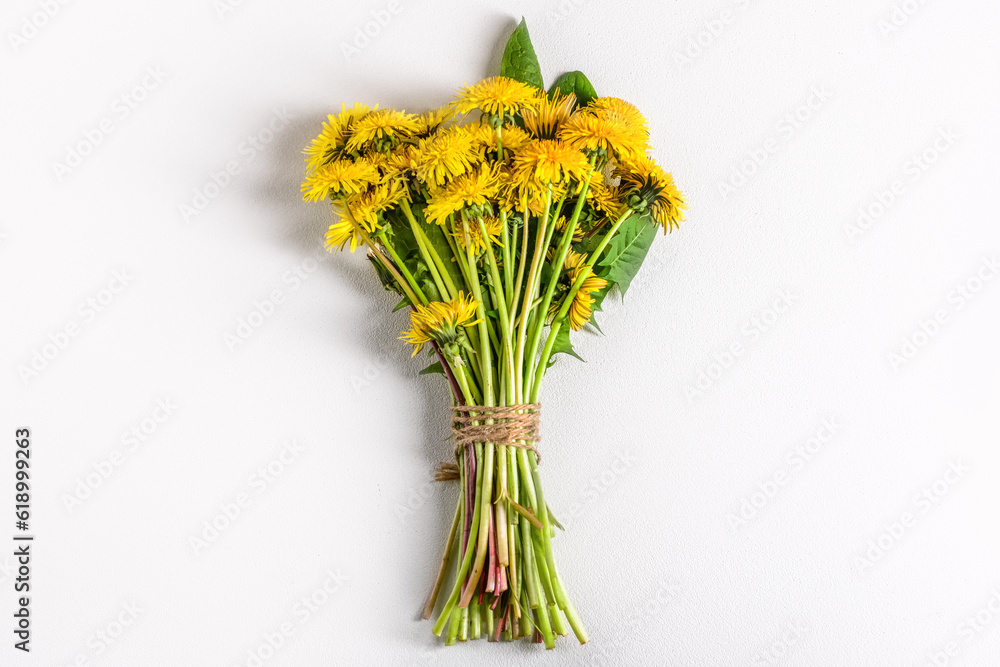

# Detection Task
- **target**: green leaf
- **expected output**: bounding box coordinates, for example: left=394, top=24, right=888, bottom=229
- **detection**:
left=548, top=71, right=597, bottom=106
left=392, top=296, right=412, bottom=312
left=500, top=18, right=544, bottom=90
left=419, top=361, right=445, bottom=376
left=598, top=214, right=658, bottom=297
left=368, top=254, right=401, bottom=294
left=550, top=323, right=584, bottom=363
left=384, top=208, right=419, bottom=258
left=572, top=233, right=602, bottom=256
left=413, top=263, right=442, bottom=303
left=421, top=223, right=466, bottom=294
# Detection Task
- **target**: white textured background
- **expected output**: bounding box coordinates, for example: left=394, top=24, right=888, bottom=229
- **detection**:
left=2, top=1, right=999, bottom=665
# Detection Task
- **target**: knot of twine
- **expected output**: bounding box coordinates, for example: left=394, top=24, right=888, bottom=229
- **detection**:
left=436, top=404, right=541, bottom=482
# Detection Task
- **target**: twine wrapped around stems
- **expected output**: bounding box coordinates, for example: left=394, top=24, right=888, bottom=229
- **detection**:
left=435, top=404, right=541, bottom=481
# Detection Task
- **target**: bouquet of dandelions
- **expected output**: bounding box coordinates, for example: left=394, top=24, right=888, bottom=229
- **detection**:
left=301, top=19, right=686, bottom=648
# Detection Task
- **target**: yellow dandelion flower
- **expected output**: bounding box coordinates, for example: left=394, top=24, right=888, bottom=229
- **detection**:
left=464, top=124, right=496, bottom=149
left=384, top=144, right=423, bottom=180
left=570, top=272, right=609, bottom=332
left=522, top=93, right=578, bottom=140
left=498, top=125, right=532, bottom=152
left=471, top=123, right=533, bottom=154
left=301, top=158, right=380, bottom=202
left=563, top=250, right=586, bottom=270
left=304, top=102, right=374, bottom=172
left=416, top=127, right=481, bottom=186
left=424, top=164, right=500, bottom=225
left=618, top=155, right=688, bottom=232
left=399, top=292, right=482, bottom=356
left=361, top=150, right=391, bottom=176
left=550, top=251, right=608, bottom=331
left=589, top=97, right=649, bottom=140
left=587, top=179, right=625, bottom=218
left=416, top=106, right=454, bottom=136
left=499, top=175, right=566, bottom=216
left=454, top=76, right=539, bottom=117
left=511, top=139, right=590, bottom=186
left=346, top=108, right=421, bottom=152
left=349, top=180, right=407, bottom=230
left=553, top=215, right=586, bottom=242
left=558, top=105, right=648, bottom=159
left=324, top=217, right=365, bottom=253
left=453, top=216, right=503, bottom=255
left=323, top=181, right=406, bottom=253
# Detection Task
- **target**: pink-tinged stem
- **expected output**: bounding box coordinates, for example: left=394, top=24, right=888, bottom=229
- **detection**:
left=493, top=607, right=505, bottom=642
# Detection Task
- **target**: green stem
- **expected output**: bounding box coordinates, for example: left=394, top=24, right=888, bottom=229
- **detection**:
left=338, top=196, right=421, bottom=307
left=459, top=441, right=494, bottom=607
left=513, top=185, right=552, bottom=400
left=400, top=198, right=459, bottom=299
left=470, top=599, right=482, bottom=640
left=500, top=210, right=513, bottom=307
left=452, top=362, right=482, bottom=409
left=460, top=214, right=494, bottom=406
left=519, top=498, right=540, bottom=609
left=530, top=208, right=632, bottom=400
left=432, top=437, right=484, bottom=635
left=446, top=604, right=461, bottom=645
left=378, top=230, right=428, bottom=305
left=423, top=496, right=462, bottom=619
left=510, top=199, right=531, bottom=334
left=523, top=169, right=594, bottom=388
left=477, top=216, right=515, bottom=385
left=404, top=222, right=447, bottom=300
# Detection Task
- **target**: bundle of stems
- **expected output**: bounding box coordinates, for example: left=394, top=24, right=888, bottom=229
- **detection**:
left=300, top=19, right=686, bottom=648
